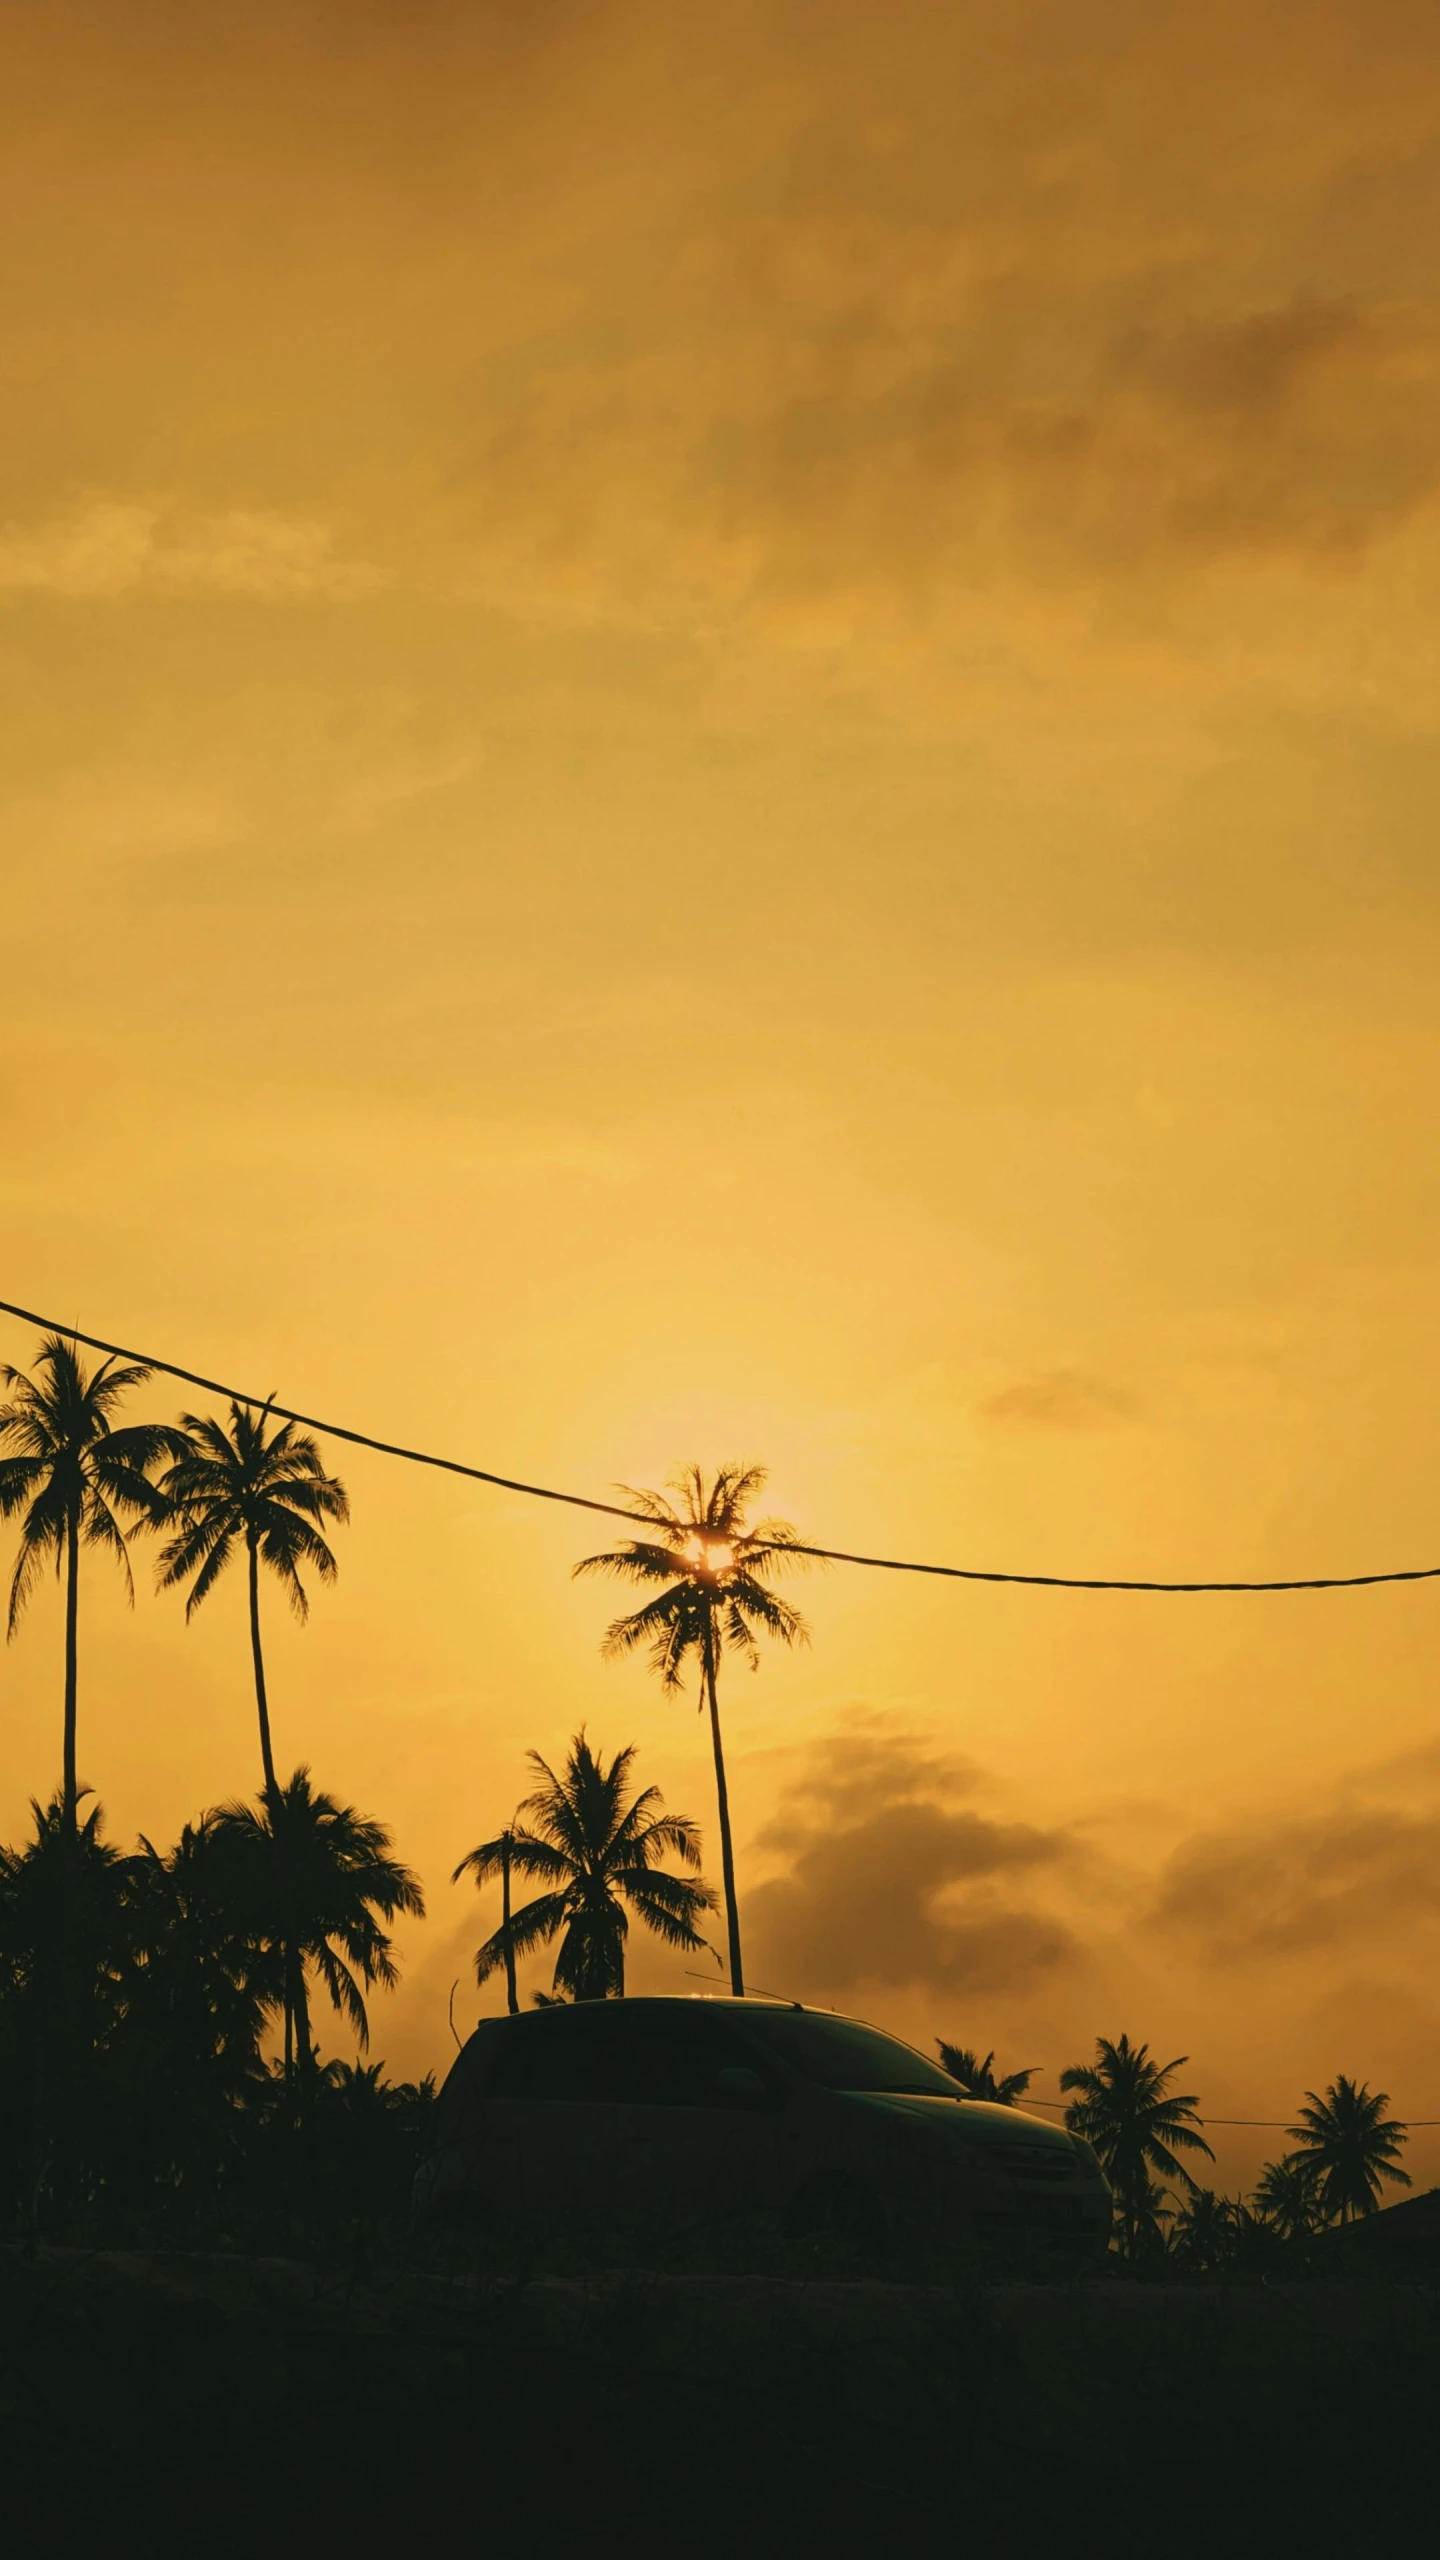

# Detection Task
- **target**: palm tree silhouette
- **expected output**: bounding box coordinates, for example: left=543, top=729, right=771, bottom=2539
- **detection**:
left=1285, top=2077, right=1410, bottom=2224
left=1167, top=2185, right=1239, bottom=2271
left=0, top=1336, right=176, bottom=1832
left=451, top=1823, right=523, bottom=2013
left=207, top=1769, right=423, bottom=2097
left=1253, top=2153, right=1321, bottom=2243
left=155, top=1403, right=348, bottom=1805
left=574, top=1464, right=809, bottom=1996
left=455, top=1734, right=714, bottom=2002
left=1061, top=2033, right=1214, bottom=2254
left=0, top=1789, right=138, bottom=2222
left=936, top=2043, right=1037, bottom=2105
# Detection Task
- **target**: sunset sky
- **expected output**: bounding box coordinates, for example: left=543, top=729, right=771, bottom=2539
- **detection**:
left=4, top=0, right=1440, bottom=2191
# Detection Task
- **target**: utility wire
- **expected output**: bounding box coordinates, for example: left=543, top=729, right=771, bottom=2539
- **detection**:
left=1026, top=2100, right=1440, bottom=2126
left=2, top=1293, right=1437, bottom=1595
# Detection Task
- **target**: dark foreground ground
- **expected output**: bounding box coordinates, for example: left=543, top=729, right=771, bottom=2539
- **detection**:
left=3, top=2245, right=1436, bottom=2559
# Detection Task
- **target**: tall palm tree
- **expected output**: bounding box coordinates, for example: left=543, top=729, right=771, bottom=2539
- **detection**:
left=0, top=1336, right=176, bottom=1832
left=205, top=1769, right=423, bottom=2098
left=574, top=1463, right=809, bottom=1997
left=937, top=2043, right=1037, bottom=2105
left=155, top=1403, right=349, bottom=1805
left=455, top=1734, right=714, bottom=2003
left=452, top=1823, right=522, bottom=2013
left=1061, top=2033, right=1214, bottom=2254
left=1285, top=2077, right=1410, bottom=2224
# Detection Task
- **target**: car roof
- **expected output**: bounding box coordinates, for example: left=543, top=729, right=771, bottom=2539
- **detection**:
left=480, top=1996, right=809, bottom=2023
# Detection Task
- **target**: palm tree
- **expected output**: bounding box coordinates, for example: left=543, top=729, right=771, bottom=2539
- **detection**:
left=205, top=1769, right=424, bottom=2099
left=455, top=1734, right=714, bottom=2002
left=1061, top=2034, right=1214, bottom=2255
left=1253, top=2153, right=1322, bottom=2243
left=0, top=1335, right=176, bottom=1832
left=1167, top=2185, right=1239, bottom=2272
left=1285, top=2077, right=1410, bottom=2224
left=937, top=2043, right=1037, bottom=2105
left=155, top=1403, right=349, bottom=1805
left=452, top=1823, right=522, bottom=2013
left=0, top=1790, right=138, bottom=2223
left=574, top=1463, right=809, bottom=1997
left=110, top=1820, right=278, bottom=2237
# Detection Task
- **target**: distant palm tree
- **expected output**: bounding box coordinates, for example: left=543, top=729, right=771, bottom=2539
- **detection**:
left=1167, top=2185, right=1239, bottom=2272
left=0, top=1336, right=176, bottom=1831
left=1253, top=2153, right=1322, bottom=2243
left=206, top=1769, right=423, bottom=2097
left=0, top=1789, right=138, bottom=2222
left=156, top=1403, right=348, bottom=1804
left=1061, top=2034, right=1214, bottom=2254
left=937, top=2043, right=1037, bottom=2105
left=455, top=1734, right=714, bottom=2002
left=452, top=1823, right=522, bottom=2013
left=574, top=1463, right=809, bottom=1996
left=1285, top=2077, right=1410, bottom=2224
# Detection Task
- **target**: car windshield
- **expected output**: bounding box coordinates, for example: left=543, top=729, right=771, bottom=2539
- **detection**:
left=738, top=2012, right=961, bottom=2099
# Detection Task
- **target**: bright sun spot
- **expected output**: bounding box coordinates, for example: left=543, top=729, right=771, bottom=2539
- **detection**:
left=682, top=1535, right=734, bottom=1574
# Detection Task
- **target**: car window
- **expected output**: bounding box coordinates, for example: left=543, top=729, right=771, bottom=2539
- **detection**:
left=486, top=2006, right=758, bottom=2107
left=737, top=2012, right=961, bottom=2099
left=616, top=2009, right=756, bottom=2107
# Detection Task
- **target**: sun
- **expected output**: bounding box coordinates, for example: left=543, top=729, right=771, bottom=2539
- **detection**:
left=681, top=1534, right=735, bottom=1576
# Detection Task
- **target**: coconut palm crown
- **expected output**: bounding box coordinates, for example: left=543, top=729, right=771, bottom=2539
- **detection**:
left=1285, top=2076, right=1410, bottom=2224
left=0, top=1335, right=178, bottom=1828
left=937, top=2043, right=1037, bottom=2106
left=155, top=1403, right=348, bottom=1802
left=1061, top=2033, right=1214, bottom=2252
left=455, top=1734, right=714, bottom=2003
left=1253, top=2153, right=1322, bottom=2243
left=205, top=1768, right=423, bottom=2092
left=573, top=1463, right=810, bottom=1996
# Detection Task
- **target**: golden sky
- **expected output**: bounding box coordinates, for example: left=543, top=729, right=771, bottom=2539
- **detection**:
left=4, top=0, right=1440, bottom=2190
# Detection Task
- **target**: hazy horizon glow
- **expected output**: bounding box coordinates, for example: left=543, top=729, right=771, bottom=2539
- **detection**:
left=4, top=0, right=1440, bottom=2196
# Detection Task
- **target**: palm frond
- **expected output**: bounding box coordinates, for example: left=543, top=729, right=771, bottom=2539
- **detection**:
left=6, top=1479, right=67, bottom=1635
left=473, top=1891, right=571, bottom=1984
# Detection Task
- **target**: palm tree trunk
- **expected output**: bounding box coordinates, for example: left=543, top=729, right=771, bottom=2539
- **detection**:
left=703, top=1622, right=745, bottom=1997
left=294, top=1962, right=313, bottom=2095
left=247, top=1531, right=280, bottom=1808
left=62, top=1500, right=80, bottom=1836
left=502, top=1836, right=518, bottom=2016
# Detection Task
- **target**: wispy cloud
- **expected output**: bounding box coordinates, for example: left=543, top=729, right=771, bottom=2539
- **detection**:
left=1154, top=1805, right=1440, bottom=1963
left=979, top=1369, right=1137, bottom=1430
left=747, top=1724, right=1077, bottom=2001
left=0, top=501, right=377, bottom=600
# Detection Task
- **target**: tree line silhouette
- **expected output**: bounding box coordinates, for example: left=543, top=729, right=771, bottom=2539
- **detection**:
left=0, top=1330, right=1417, bottom=2260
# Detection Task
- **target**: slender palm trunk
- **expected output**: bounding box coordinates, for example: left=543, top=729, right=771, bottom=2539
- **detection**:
left=48, top=1498, right=84, bottom=2230
left=293, top=1961, right=312, bottom=2090
left=62, top=1501, right=81, bottom=1837
left=247, top=1531, right=280, bottom=1807
left=501, top=1836, right=518, bottom=2016
left=703, top=1621, right=744, bottom=1997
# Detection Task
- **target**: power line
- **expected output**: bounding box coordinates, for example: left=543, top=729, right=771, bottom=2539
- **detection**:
left=2, top=1292, right=1438, bottom=1595
left=1026, top=2100, right=1440, bottom=2126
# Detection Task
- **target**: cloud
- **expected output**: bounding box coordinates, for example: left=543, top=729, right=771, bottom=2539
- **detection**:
left=746, top=1724, right=1076, bottom=2001
left=437, top=258, right=1440, bottom=659
left=0, top=501, right=377, bottom=600
left=979, top=1369, right=1136, bottom=1429
left=1154, top=1806, right=1440, bottom=1963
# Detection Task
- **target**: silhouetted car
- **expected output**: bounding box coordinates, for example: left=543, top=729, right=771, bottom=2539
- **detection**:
left=417, top=1996, right=1111, bottom=2254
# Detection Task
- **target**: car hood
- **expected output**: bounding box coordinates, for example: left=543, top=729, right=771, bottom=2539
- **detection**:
left=840, top=2093, right=1079, bottom=2156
